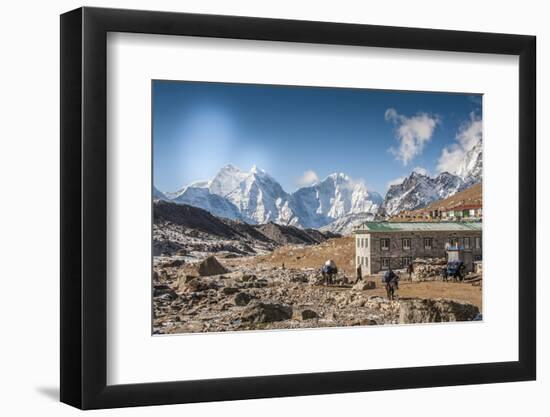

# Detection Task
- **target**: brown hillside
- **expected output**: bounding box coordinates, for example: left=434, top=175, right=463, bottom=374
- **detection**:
left=227, top=237, right=357, bottom=276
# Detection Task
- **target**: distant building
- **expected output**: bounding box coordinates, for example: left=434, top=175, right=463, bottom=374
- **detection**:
left=353, top=222, right=482, bottom=276
left=439, top=204, right=482, bottom=220
left=391, top=203, right=482, bottom=222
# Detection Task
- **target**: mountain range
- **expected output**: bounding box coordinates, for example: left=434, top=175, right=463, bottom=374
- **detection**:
left=380, top=140, right=482, bottom=216
left=161, top=165, right=383, bottom=231
left=155, top=139, right=481, bottom=233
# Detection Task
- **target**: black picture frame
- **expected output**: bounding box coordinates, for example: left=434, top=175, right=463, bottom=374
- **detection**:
left=60, top=6, right=536, bottom=410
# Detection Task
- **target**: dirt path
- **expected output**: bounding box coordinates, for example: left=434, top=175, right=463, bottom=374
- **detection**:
left=364, top=281, right=482, bottom=309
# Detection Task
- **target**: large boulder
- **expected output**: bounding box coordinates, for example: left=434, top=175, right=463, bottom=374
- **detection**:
left=182, top=277, right=216, bottom=293
left=197, top=256, right=229, bottom=276
left=241, top=301, right=293, bottom=323
left=353, top=280, right=376, bottom=291
left=399, top=298, right=480, bottom=324
left=234, top=292, right=253, bottom=306
left=153, top=284, right=176, bottom=299
left=301, top=309, right=319, bottom=320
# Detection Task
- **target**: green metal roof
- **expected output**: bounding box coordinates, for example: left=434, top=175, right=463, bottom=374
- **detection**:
left=354, top=221, right=482, bottom=233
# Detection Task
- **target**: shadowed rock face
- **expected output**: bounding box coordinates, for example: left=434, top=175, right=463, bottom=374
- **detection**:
left=198, top=256, right=229, bottom=276
left=399, top=298, right=480, bottom=324
left=240, top=301, right=293, bottom=324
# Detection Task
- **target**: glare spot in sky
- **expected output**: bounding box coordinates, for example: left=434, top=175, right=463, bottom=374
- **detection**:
left=179, top=106, right=235, bottom=182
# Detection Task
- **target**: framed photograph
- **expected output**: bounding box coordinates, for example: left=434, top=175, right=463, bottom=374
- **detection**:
left=60, top=7, right=536, bottom=409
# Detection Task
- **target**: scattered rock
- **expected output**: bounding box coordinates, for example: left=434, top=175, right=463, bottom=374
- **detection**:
left=198, top=256, right=229, bottom=276
left=353, top=280, right=376, bottom=290
left=240, top=273, right=257, bottom=282
left=153, top=285, right=177, bottom=298
left=234, top=292, right=253, bottom=306
left=411, top=258, right=446, bottom=281
left=163, top=258, right=186, bottom=268
left=399, top=298, right=480, bottom=324
left=290, top=274, right=309, bottom=283
left=222, top=287, right=240, bottom=295
left=301, top=309, right=318, bottom=320
left=183, top=278, right=211, bottom=293
left=241, top=301, right=293, bottom=323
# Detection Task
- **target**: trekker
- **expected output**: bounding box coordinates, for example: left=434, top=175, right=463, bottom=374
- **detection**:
left=383, top=267, right=399, bottom=300
left=407, top=262, right=414, bottom=280
left=383, top=267, right=397, bottom=285
left=356, top=264, right=362, bottom=281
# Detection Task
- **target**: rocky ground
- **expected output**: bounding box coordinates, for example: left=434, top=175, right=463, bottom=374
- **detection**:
left=152, top=201, right=482, bottom=335
left=153, top=254, right=481, bottom=334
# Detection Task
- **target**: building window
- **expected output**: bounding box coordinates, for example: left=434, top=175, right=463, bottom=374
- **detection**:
left=357, top=256, right=360, bottom=265
left=424, top=237, right=433, bottom=249
left=381, top=257, right=390, bottom=270
left=365, top=257, right=368, bottom=266
left=356, top=239, right=360, bottom=248
left=380, top=238, right=390, bottom=251
left=464, top=237, right=471, bottom=249
left=365, top=238, right=368, bottom=248
left=475, top=237, right=482, bottom=249
left=402, top=238, right=411, bottom=250
left=402, top=257, right=412, bottom=267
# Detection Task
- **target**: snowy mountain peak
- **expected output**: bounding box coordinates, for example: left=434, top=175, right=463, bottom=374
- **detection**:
left=325, top=172, right=351, bottom=183
left=163, top=165, right=382, bottom=230
left=381, top=170, right=466, bottom=216
left=220, top=163, right=242, bottom=173
left=250, top=164, right=260, bottom=174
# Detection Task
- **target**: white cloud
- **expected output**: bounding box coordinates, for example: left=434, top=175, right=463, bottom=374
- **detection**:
left=385, top=108, right=439, bottom=166
left=386, top=176, right=406, bottom=189
left=296, top=170, right=319, bottom=187
left=412, top=166, right=430, bottom=176
left=437, top=113, right=482, bottom=174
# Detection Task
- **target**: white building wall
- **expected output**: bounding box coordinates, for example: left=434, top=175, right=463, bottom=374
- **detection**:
left=355, top=234, right=371, bottom=276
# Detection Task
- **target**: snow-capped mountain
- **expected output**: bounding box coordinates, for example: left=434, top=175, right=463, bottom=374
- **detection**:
left=380, top=171, right=465, bottom=216
left=218, top=165, right=290, bottom=224
left=381, top=171, right=465, bottom=215
left=455, top=139, right=482, bottom=186
left=161, top=165, right=381, bottom=229
left=289, top=173, right=382, bottom=228
left=380, top=137, right=482, bottom=216
left=170, top=180, right=242, bottom=221
left=153, top=186, right=168, bottom=201
left=320, top=212, right=377, bottom=235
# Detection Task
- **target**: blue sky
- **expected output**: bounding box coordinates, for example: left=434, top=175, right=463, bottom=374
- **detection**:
left=153, top=80, right=481, bottom=194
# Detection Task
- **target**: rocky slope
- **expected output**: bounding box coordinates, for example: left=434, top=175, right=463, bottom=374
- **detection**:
left=153, top=201, right=338, bottom=260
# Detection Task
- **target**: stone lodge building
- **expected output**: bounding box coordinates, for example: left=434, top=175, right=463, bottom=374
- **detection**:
left=353, top=222, right=482, bottom=276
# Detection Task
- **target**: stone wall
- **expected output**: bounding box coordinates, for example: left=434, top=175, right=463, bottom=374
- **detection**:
left=363, top=230, right=482, bottom=274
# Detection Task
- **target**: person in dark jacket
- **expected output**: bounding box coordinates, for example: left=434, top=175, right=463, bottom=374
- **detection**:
left=383, top=267, right=399, bottom=299
left=407, top=263, right=414, bottom=280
